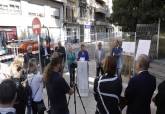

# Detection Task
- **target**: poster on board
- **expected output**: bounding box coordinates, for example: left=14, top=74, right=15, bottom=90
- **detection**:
left=84, top=22, right=91, bottom=42
left=122, top=42, right=136, bottom=56
left=136, top=40, right=151, bottom=60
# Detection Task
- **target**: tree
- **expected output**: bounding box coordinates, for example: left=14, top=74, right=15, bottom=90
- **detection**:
left=111, top=0, right=165, bottom=32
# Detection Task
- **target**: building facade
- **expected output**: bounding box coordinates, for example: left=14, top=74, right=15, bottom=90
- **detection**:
left=0, top=0, right=115, bottom=48
left=0, top=0, right=65, bottom=46
left=64, top=0, right=114, bottom=43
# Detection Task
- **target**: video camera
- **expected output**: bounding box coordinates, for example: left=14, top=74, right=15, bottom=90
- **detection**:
left=69, top=62, right=77, bottom=87
left=70, top=62, right=77, bottom=69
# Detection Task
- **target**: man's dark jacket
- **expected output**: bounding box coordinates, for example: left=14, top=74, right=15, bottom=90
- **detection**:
left=55, top=46, right=66, bottom=62
left=154, top=81, right=165, bottom=114
left=40, top=46, right=51, bottom=67
left=125, top=71, right=156, bottom=114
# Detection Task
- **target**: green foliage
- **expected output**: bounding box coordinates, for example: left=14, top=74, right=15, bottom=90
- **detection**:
left=111, top=0, right=165, bottom=32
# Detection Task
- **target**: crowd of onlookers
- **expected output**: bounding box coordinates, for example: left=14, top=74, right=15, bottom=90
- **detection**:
left=0, top=39, right=165, bottom=114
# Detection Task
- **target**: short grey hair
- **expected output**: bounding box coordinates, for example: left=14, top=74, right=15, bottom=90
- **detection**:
left=137, top=54, right=150, bottom=70
left=27, top=45, right=32, bottom=51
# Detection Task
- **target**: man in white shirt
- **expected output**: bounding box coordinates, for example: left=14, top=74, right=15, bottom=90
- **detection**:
left=95, top=42, right=105, bottom=77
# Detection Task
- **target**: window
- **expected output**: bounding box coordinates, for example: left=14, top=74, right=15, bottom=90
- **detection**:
left=66, top=6, right=74, bottom=22
left=0, top=0, right=21, bottom=14
left=80, top=7, right=86, bottom=18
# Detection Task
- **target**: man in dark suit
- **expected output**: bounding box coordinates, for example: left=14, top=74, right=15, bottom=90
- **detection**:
left=95, top=42, right=105, bottom=77
left=55, top=41, right=66, bottom=63
left=125, top=54, right=156, bottom=114
left=40, top=40, right=51, bottom=70
left=24, top=45, right=34, bottom=69
left=153, top=80, right=165, bottom=114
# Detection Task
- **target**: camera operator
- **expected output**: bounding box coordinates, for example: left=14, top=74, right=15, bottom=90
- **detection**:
left=44, top=53, right=73, bottom=114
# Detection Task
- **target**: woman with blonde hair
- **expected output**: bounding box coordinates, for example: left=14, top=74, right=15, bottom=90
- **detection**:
left=44, top=53, right=73, bottom=114
left=93, top=56, right=122, bottom=114
left=10, top=55, right=24, bottom=79
left=27, top=58, right=45, bottom=114
left=9, top=55, right=27, bottom=114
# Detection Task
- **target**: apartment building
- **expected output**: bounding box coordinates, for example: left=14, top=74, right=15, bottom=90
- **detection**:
left=0, top=0, right=114, bottom=47
left=64, top=0, right=113, bottom=43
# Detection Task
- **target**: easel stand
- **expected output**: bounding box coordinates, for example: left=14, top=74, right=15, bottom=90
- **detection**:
left=123, top=54, right=133, bottom=79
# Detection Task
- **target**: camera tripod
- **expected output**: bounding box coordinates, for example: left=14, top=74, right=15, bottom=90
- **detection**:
left=67, top=66, right=87, bottom=114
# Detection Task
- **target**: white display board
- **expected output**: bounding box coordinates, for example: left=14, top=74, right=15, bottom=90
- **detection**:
left=136, top=40, right=151, bottom=60
left=0, top=63, right=10, bottom=83
left=0, top=63, right=10, bottom=74
left=77, top=61, right=89, bottom=97
left=122, top=42, right=136, bottom=55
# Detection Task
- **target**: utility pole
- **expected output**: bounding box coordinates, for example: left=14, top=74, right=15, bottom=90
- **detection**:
left=157, top=18, right=161, bottom=59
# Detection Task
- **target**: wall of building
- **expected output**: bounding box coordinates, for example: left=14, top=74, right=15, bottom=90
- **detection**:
left=0, top=0, right=120, bottom=44
left=0, top=0, right=64, bottom=43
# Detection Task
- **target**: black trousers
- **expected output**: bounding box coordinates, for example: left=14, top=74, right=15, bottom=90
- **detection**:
left=96, top=66, right=104, bottom=77
left=32, top=100, right=44, bottom=114
left=14, top=102, right=26, bottom=114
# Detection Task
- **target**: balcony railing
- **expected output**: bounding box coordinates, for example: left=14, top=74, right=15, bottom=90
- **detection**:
left=95, top=0, right=105, bottom=5
left=95, top=2, right=107, bottom=14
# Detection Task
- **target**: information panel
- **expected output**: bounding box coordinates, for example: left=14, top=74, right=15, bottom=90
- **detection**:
left=136, top=40, right=151, bottom=60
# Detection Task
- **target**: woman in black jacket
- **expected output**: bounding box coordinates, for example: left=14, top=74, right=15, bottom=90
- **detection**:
left=154, top=80, right=165, bottom=114
left=94, top=56, right=122, bottom=114
left=43, top=53, right=73, bottom=114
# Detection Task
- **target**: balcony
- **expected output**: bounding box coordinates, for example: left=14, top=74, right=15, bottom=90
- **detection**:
left=51, top=0, right=67, bottom=3
left=95, top=0, right=106, bottom=5
left=95, top=2, right=107, bottom=14
left=95, top=12, right=106, bottom=22
left=65, top=6, right=77, bottom=23
left=80, top=0, right=88, bottom=6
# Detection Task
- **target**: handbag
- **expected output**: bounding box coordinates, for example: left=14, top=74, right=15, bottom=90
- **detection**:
left=37, top=101, right=46, bottom=113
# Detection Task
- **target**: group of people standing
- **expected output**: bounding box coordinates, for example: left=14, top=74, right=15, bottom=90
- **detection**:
left=93, top=54, right=157, bottom=114
left=0, top=40, right=91, bottom=114
left=93, top=40, right=165, bottom=114
left=95, top=40, right=123, bottom=77
left=0, top=39, right=165, bottom=114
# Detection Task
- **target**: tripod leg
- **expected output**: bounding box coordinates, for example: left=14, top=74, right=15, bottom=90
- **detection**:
left=67, top=95, right=71, bottom=106
left=74, top=85, right=77, bottom=114
left=75, top=85, right=87, bottom=114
